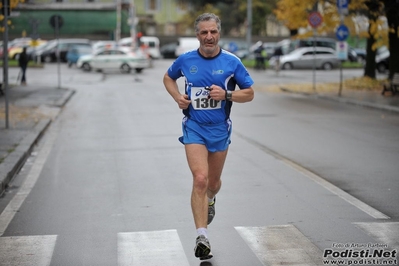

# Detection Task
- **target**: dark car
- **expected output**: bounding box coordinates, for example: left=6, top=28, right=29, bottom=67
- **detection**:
left=347, top=47, right=358, bottom=62
left=38, top=39, right=91, bottom=63
left=160, top=42, right=177, bottom=59
left=353, top=48, right=366, bottom=64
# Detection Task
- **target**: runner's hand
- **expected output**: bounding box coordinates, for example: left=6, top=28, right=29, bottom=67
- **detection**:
left=208, top=85, right=225, bottom=101
left=177, top=94, right=191, bottom=109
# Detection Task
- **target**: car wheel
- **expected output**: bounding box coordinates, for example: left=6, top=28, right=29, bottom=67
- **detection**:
left=44, top=55, right=52, bottom=63
left=322, top=62, right=333, bottom=70
left=377, top=63, right=387, bottom=73
left=282, top=63, right=293, bottom=70
left=82, top=63, right=92, bottom=72
left=68, top=61, right=73, bottom=68
left=357, top=56, right=366, bottom=65
left=135, top=68, right=143, bottom=73
left=121, top=63, right=131, bottom=73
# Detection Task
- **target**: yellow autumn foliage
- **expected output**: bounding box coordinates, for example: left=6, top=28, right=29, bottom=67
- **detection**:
left=274, top=0, right=388, bottom=48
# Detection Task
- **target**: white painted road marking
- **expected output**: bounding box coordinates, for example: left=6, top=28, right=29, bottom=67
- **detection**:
left=1, top=225, right=397, bottom=265
left=235, top=132, right=390, bottom=220
left=354, top=222, right=399, bottom=249
left=0, top=125, right=59, bottom=236
left=118, top=230, right=190, bottom=266
left=0, top=235, right=57, bottom=266
left=236, top=225, right=321, bottom=266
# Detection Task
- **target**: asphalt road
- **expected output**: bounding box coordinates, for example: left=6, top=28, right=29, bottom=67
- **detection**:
left=0, top=61, right=398, bottom=266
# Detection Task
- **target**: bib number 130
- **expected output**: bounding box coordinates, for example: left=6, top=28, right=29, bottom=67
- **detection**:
left=191, top=87, right=221, bottom=110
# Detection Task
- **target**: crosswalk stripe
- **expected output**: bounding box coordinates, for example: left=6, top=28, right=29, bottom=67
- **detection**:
left=354, top=222, right=399, bottom=249
left=117, top=229, right=190, bottom=266
left=0, top=235, right=57, bottom=266
left=235, top=225, right=321, bottom=266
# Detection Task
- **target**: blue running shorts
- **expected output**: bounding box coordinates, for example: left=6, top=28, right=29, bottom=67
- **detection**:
left=178, top=117, right=232, bottom=152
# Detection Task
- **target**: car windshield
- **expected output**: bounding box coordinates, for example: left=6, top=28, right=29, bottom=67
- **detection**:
left=72, top=45, right=93, bottom=53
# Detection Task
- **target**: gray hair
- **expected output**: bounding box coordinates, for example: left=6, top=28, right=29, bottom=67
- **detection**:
left=194, top=13, right=221, bottom=33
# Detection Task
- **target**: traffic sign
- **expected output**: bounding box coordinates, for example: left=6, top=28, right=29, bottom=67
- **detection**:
left=337, top=0, right=349, bottom=15
left=50, top=15, right=64, bottom=29
left=308, top=12, right=323, bottom=28
left=336, top=24, right=349, bottom=41
left=337, top=0, right=348, bottom=9
left=336, top=41, right=348, bottom=60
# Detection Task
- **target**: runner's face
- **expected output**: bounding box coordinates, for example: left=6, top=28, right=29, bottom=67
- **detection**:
left=196, top=20, right=220, bottom=57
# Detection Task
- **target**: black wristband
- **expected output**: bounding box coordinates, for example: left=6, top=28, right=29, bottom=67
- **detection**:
left=225, top=90, right=232, bottom=101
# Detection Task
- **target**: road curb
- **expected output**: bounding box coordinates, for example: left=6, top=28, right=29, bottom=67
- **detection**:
left=280, top=87, right=399, bottom=113
left=54, top=88, right=76, bottom=108
left=0, top=119, right=51, bottom=196
left=0, top=88, right=76, bottom=196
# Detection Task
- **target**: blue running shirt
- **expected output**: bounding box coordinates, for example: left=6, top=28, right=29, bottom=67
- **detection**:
left=167, top=49, right=254, bottom=124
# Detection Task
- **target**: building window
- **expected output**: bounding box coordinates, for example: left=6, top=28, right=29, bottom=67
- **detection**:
left=176, top=0, right=188, bottom=11
left=146, top=0, right=160, bottom=11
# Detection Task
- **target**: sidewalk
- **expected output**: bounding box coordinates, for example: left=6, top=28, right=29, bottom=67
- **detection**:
left=281, top=87, right=399, bottom=113
left=0, top=84, right=75, bottom=195
left=1, top=81, right=399, bottom=196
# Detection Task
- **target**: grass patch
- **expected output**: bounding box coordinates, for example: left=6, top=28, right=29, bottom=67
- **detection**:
left=0, top=60, right=44, bottom=68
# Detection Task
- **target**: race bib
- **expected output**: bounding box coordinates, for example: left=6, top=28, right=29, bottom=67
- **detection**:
left=190, top=87, right=221, bottom=110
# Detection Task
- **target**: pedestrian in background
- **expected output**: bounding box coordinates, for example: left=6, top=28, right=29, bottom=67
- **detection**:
left=273, top=46, right=283, bottom=74
left=163, top=13, right=254, bottom=261
left=18, top=47, right=29, bottom=85
left=254, top=41, right=265, bottom=70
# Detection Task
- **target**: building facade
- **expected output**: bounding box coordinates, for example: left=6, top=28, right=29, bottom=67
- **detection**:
left=8, top=0, right=189, bottom=40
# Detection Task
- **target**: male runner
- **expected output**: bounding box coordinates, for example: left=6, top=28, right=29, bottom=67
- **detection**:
left=163, top=12, right=254, bottom=260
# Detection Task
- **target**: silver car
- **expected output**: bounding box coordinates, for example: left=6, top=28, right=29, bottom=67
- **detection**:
left=77, top=47, right=150, bottom=73
left=269, top=47, right=340, bottom=70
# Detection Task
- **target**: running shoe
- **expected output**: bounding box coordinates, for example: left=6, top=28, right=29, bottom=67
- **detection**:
left=194, top=235, right=213, bottom=260
left=207, top=197, right=216, bottom=225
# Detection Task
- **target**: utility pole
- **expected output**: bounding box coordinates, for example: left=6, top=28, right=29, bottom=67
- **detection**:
left=116, top=0, right=121, bottom=42
left=2, top=0, right=10, bottom=129
left=130, top=0, right=136, bottom=49
left=246, top=0, right=252, bottom=55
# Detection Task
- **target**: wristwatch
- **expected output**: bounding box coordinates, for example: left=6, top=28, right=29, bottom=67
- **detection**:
left=225, top=90, right=232, bottom=101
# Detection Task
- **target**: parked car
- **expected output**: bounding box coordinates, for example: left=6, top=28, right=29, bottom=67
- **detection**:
left=347, top=47, right=358, bottom=62
left=66, top=45, right=93, bottom=67
left=269, top=47, right=340, bottom=70
left=92, top=40, right=117, bottom=53
left=160, top=42, right=178, bottom=59
left=353, top=48, right=366, bottom=64
left=0, top=37, right=32, bottom=59
left=9, top=39, right=47, bottom=60
left=37, top=39, right=91, bottom=63
left=376, top=46, right=390, bottom=73
left=119, top=36, right=161, bottom=59
left=175, top=37, right=199, bottom=57
left=76, top=47, right=150, bottom=73
left=276, top=37, right=356, bottom=62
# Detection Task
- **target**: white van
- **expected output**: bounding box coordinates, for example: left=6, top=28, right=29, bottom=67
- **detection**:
left=175, top=37, right=199, bottom=57
left=119, top=36, right=161, bottom=59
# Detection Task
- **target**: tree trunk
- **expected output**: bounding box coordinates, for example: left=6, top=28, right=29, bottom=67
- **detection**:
left=364, top=22, right=377, bottom=79
left=383, top=0, right=399, bottom=79
left=363, top=0, right=381, bottom=79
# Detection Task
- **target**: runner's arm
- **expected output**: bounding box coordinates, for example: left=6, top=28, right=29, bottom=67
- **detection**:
left=163, top=72, right=191, bottom=109
left=230, top=87, right=254, bottom=103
